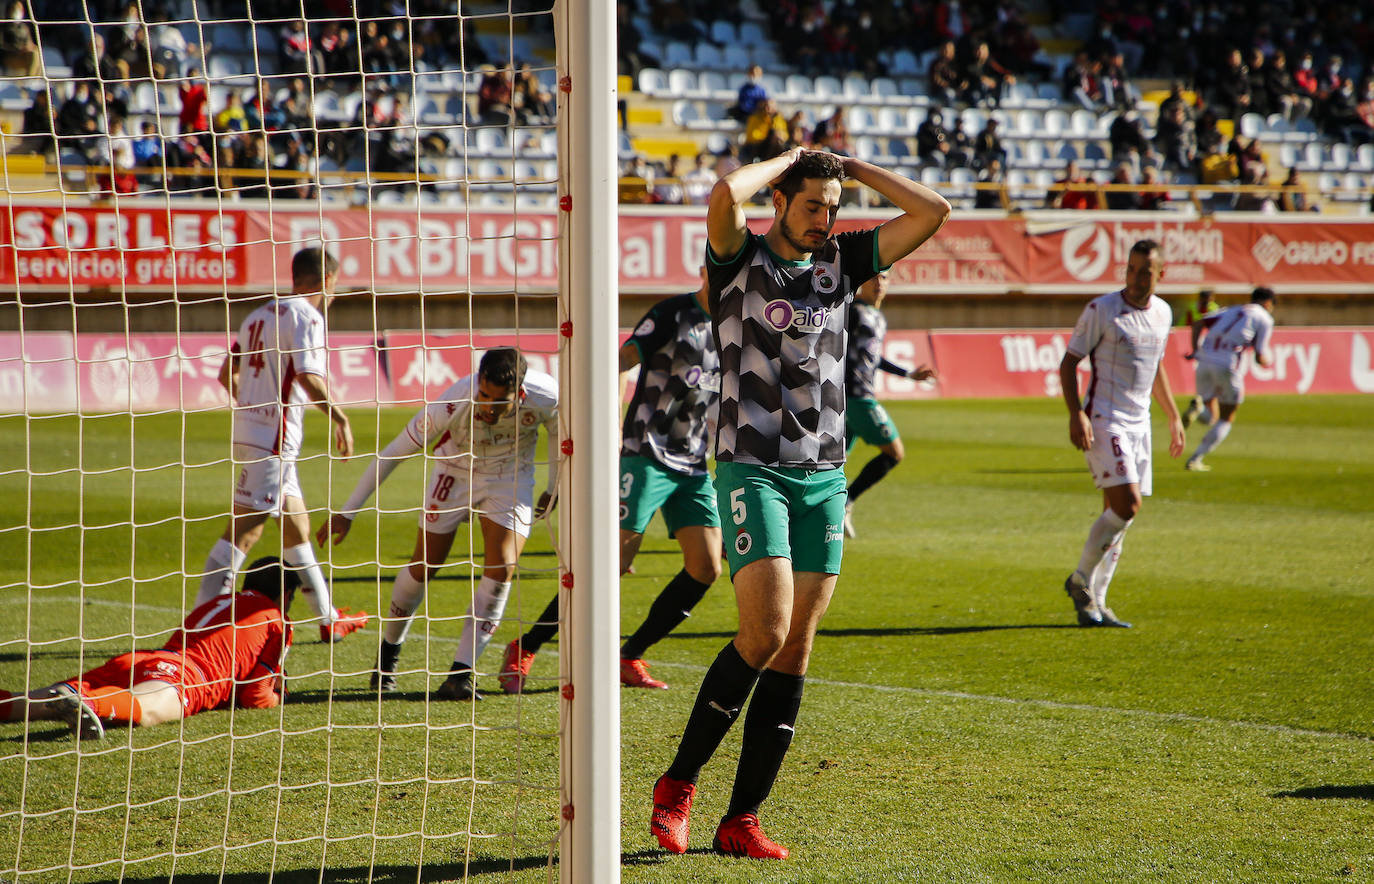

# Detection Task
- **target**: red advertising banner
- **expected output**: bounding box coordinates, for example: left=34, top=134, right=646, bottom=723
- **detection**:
left=382, top=331, right=561, bottom=403
left=5, top=202, right=1374, bottom=295
left=0, top=204, right=248, bottom=288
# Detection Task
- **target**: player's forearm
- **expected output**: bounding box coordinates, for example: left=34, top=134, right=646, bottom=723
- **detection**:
left=843, top=157, right=951, bottom=265
left=1152, top=364, right=1182, bottom=421
left=1059, top=353, right=1085, bottom=413
left=715, top=151, right=795, bottom=206
left=877, top=357, right=909, bottom=377
left=341, top=431, right=420, bottom=516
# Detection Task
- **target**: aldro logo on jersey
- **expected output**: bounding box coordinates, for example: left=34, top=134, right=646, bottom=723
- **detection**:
left=762, top=299, right=830, bottom=334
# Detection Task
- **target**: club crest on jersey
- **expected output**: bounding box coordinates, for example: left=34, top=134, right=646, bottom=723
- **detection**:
left=762, top=299, right=829, bottom=333
left=521, top=411, right=537, bottom=426
left=812, top=265, right=838, bottom=294
left=734, top=530, right=753, bottom=555
left=619, top=503, right=629, bottom=521
left=634, top=317, right=655, bottom=337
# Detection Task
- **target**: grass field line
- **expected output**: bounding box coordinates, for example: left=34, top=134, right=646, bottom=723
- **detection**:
left=20, top=596, right=1371, bottom=746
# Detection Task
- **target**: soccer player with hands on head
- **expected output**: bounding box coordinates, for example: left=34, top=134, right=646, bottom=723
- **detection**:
left=500, top=267, right=723, bottom=695
left=317, top=347, right=558, bottom=702
left=197, top=246, right=368, bottom=644
left=2, top=558, right=298, bottom=740
left=1181, top=286, right=1277, bottom=472
left=1057, top=239, right=1186, bottom=629
left=650, top=147, right=950, bottom=860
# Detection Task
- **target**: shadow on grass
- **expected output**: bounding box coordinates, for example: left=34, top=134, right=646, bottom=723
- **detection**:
left=974, top=468, right=1086, bottom=475
left=0, top=723, right=74, bottom=744
left=666, top=623, right=1078, bottom=641
left=1273, top=784, right=1374, bottom=800
left=81, top=855, right=554, bottom=883
left=286, top=684, right=561, bottom=705
left=621, top=846, right=716, bottom=866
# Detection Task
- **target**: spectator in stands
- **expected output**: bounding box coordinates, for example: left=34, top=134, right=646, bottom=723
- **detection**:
left=361, top=21, right=404, bottom=90
left=1137, top=166, right=1170, bottom=211
left=1049, top=160, right=1099, bottom=209
left=1158, top=81, right=1194, bottom=125
left=850, top=9, right=886, bottom=79
left=478, top=65, right=514, bottom=125
left=0, top=0, right=39, bottom=77
left=275, top=78, right=311, bottom=115
left=215, top=91, right=249, bottom=134
left=916, top=108, right=954, bottom=167
left=19, top=88, right=54, bottom=156
left=1109, top=110, right=1154, bottom=177
left=929, top=41, right=963, bottom=108
left=273, top=139, right=315, bottom=200
left=1315, top=55, right=1344, bottom=99
left=1233, top=137, right=1273, bottom=210
left=166, top=135, right=213, bottom=193
left=1099, top=52, right=1140, bottom=110
left=1105, top=162, right=1139, bottom=210
left=811, top=107, right=852, bottom=156
left=714, top=141, right=741, bottom=178
left=1322, top=77, right=1373, bottom=144
left=147, top=10, right=194, bottom=79
left=1245, top=49, right=1271, bottom=117
left=681, top=151, right=717, bottom=204
left=1214, top=49, right=1251, bottom=120
left=622, top=154, right=656, bottom=203
left=742, top=97, right=788, bottom=162
left=972, top=117, right=1006, bottom=170
left=318, top=21, right=354, bottom=80
left=1265, top=51, right=1312, bottom=122
left=131, top=119, right=161, bottom=187
left=235, top=135, right=271, bottom=200
left=1356, top=80, right=1374, bottom=143
left=1063, top=50, right=1103, bottom=112
left=279, top=19, right=313, bottom=75
left=729, top=64, right=769, bottom=122
left=996, top=16, right=1053, bottom=81
left=1279, top=166, right=1317, bottom=212
left=1155, top=102, right=1197, bottom=172
left=961, top=41, right=1015, bottom=107
left=57, top=80, right=100, bottom=160
left=933, top=0, right=971, bottom=42
left=616, top=2, right=657, bottom=78
left=73, top=31, right=125, bottom=84
left=820, top=21, right=857, bottom=77
left=179, top=66, right=210, bottom=138
left=784, top=111, right=811, bottom=149
left=96, top=116, right=137, bottom=195
left=514, top=63, right=554, bottom=125
left=652, top=153, right=686, bottom=204
left=947, top=114, right=972, bottom=167
left=1085, top=18, right=1122, bottom=71
left=1293, top=52, right=1320, bottom=100
left=1195, top=108, right=1224, bottom=158
left=974, top=156, right=1004, bottom=209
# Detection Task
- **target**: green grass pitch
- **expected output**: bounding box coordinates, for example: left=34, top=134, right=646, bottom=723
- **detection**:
left=2, top=395, right=1372, bottom=883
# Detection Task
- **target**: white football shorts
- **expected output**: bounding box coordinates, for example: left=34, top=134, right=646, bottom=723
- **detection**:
left=232, top=444, right=303, bottom=514
left=1195, top=361, right=1244, bottom=405
left=420, top=465, right=534, bottom=537
left=1084, top=424, right=1153, bottom=496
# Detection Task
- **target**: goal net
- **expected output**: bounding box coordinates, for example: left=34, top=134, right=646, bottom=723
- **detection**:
left=0, top=0, right=618, bottom=881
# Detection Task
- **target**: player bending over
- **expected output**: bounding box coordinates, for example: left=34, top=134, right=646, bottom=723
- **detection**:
left=1182, top=287, right=1276, bottom=472
left=841, top=270, right=938, bottom=538
left=651, top=148, right=950, bottom=860
left=1, top=558, right=298, bottom=740
left=500, top=269, right=722, bottom=694
left=318, top=348, right=558, bottom=702
left=197, top=245, right=368, bottom=643
left=1058, top=239, right=1185, bottom=629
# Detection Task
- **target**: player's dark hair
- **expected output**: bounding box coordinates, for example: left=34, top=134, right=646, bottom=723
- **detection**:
left=478, top=347, right=528, bottom=390
left=1129, top=238, right=1161, bottom=259
left=774, top=151, right=846, bottom=202
left=291, top=246, right=339, bottom=286
left=242, top=556, right=300, bottom=610
left=1251, top=286, right=1276, bottom=303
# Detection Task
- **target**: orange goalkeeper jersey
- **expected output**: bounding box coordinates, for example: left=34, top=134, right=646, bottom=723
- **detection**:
left=162, top=590, right=293, bottom=716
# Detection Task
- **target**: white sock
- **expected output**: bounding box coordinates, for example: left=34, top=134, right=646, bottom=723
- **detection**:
left=1192, top=420, right=1232, bottom=460
left=454, top=576, right=511, bottom=671
left=197, top=539, right=245, bottom=607
left=284, top=542, right=335, bottom=624
left=1090, top=535, right=1124, bottom=608
left=1074, top=508, right=1132, bottom=583
left=384, top=567, right=427, bottom=645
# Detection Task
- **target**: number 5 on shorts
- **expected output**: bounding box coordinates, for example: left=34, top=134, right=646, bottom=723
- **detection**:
left=730, top=488, right=747, bottom=525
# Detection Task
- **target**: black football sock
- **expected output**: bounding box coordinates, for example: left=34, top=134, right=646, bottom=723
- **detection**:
left=725, top=668, right=805, bottom=819
left=519, top=593, right=561, bottom=653
left=846, top=452, right=899, bottom=502
left=621, top=569, right=712, bottom=660
left=377, top=639, right=402, bottom=672
left=665, top=642, right=761, bottom=784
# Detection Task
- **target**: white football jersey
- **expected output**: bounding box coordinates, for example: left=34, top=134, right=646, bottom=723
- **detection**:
left=403, top=370, right=559, bottom=476
left=1067, top=290, right=1172, bottom=428
left=231, top=297, right=327, bottom=457
left=1195, top=303, right=1274, bottom=371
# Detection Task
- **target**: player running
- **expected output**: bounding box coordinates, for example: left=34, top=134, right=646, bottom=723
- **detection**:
left=1057, top=239, right=1186, bottom=628
left=841, top=270, right=937, bottom=538
left=317, top=348, right=558, bottom=702
left=1, top=558, right=297, bottom=740
left=1182, top=287, right=1276, bottom=472
left=197, top=246, right=368, bottom=643
left=650, top=148, right=950, bottom=860
left=499, top=270, right=722, bottom=694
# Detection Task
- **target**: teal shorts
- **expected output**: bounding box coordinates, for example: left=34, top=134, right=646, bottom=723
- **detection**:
left=619, top=454, right=720, bottom=537
left=846, top=396, right=899, bottom=452
left=714, top=461, right=847, bottom=577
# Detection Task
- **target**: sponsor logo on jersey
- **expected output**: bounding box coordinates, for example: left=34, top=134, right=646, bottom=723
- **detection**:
left=824, top=523, right=843, bottom=543
left=762, top=299, right=830, bottom=333
left=734, top=530, right=753, bottom=555
left=682, top=366, right=721, bottom=392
